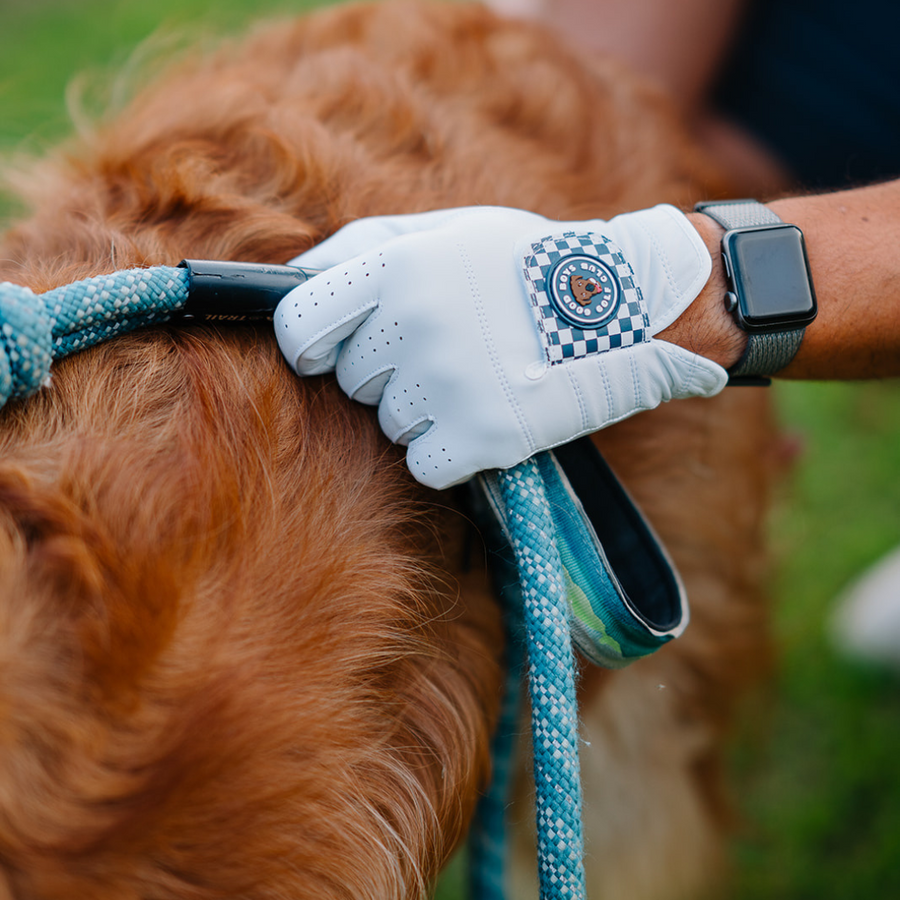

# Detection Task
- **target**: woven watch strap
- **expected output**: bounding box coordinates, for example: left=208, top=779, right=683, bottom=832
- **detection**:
left=695, top=200, right=806, bottom=379
left=696, top=199, right=783, bottom=230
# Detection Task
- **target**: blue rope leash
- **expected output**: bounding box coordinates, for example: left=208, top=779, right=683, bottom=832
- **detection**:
left=0, top=262, right=686, bottom=900
left=0, top=260, right=315, bottom=406
left=471, top=440, right=689, bottom=899
left=0, top=267, right=189, bottom=404
left=497, top=460, right=587, bottom=899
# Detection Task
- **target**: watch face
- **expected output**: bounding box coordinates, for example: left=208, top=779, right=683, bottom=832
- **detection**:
left=723, top=225, right=817, bottom=332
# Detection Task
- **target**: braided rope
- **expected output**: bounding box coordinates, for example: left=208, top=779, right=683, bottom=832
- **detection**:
left=468, top=547, right=525, bottom=900
left=497, top=458, right=586, bottom=900
left=0, top=267, right=189, bottom=405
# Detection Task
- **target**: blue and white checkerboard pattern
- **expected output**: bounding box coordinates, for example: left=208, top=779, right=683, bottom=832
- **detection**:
left=523, top=232, right=650, bottom=364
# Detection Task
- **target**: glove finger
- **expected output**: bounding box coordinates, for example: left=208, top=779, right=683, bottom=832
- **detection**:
left=395, top=419, right=432, bottom=446
left=286, top=208, right=477, bottom=271
left=404, top=430, right=475, bottom=491
left=342, top=367, right=396, bottom=405
left=653, top=340, right=728, bottom=398
left=274, top=256, right=381, bottom=375
left=376, top=378, right=433, bottom=446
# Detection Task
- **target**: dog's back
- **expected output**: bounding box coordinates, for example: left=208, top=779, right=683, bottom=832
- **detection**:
left=0, top=3, right=773, bottom=898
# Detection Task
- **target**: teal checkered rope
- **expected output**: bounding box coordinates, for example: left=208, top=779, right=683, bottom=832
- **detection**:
left=0, top=267, right=189, bottom=404
left=497, top=458, right=587, bottom=900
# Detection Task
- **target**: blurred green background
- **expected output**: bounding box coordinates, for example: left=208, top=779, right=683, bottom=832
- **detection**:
left=2, top=1, right=899, bottom=897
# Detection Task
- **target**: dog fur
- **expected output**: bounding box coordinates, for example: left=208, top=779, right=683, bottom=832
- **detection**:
left=0, top=3, right=774, bottom=898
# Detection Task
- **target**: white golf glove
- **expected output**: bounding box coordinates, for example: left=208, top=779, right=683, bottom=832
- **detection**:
left=275, top=204, right=726, bottom=489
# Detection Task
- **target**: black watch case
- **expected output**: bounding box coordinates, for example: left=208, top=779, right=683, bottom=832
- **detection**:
left=721, top=223, right=817, bottom=333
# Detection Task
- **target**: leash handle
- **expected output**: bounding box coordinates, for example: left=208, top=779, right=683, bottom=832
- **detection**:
left=179, top=259, right=320, bottom=320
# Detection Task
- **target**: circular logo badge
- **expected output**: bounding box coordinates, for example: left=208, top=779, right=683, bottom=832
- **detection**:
left=547, top=255, right=620, bottom=328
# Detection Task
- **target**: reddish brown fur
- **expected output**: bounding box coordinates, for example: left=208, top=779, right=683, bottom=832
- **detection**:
left=0, top=3, right=773, bottom=898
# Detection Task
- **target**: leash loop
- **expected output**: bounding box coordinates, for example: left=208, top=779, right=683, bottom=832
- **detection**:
left=0, top=283, right=53, bottom=405
left=0, top=267, right=189, bottom=406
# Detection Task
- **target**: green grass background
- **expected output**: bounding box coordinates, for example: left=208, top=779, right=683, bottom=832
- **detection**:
left=2, top=1, right=899, bottom=896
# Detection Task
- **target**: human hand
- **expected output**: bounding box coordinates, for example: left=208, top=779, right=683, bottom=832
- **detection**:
left=275, top=204, right=727, bottom=489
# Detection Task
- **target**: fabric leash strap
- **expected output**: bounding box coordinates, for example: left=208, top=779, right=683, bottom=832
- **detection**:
left=470, top=437, right=688, bottom=900
left=480, top=439, right=688, bottom=669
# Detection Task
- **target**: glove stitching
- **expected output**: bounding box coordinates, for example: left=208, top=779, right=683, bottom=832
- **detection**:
left=640, top=216, right=676, bottom=292
left=599, top=358, right=613, bottom=422
left=635, top=217, right=677, bottom=329
left=678, top=343, right=702, bottom=396
left=566, top=366, right=589, bottom=433
left=458, top=242, right=535, bottom=456
left=629, top=350, right=644, bottom=410
left=682, top=347, right=699, bottom=395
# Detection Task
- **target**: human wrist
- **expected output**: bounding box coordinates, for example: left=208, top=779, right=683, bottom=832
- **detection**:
left=656, top=211, right=748, bottom=369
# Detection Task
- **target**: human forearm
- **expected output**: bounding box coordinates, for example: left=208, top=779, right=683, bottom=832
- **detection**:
left=661, top=180, right=900, bottom=379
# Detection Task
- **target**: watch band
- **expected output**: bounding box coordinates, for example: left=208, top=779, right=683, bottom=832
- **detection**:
left=695, top=199, right=783, bottom=230
left=694, top=200, right=806, bottom=380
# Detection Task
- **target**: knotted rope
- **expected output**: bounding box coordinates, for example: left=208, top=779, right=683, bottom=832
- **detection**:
left=0, top=267, right=189, bottom=404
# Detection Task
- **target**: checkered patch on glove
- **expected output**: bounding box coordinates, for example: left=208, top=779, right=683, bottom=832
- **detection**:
left=524, top=232, right=650, bottom=363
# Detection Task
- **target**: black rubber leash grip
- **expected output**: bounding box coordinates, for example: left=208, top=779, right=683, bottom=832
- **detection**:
left=179, top=259, right=321, bottom=320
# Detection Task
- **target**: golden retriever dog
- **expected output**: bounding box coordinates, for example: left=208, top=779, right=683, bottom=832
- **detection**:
left=0, top=3, right=774, bottom=898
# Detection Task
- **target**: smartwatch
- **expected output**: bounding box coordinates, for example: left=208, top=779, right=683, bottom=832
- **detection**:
left=694, top=199, right=817, bottom=383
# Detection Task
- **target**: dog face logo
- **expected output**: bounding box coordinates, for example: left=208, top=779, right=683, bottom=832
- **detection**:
left=569, top=273, right=602, bottom=306
left=548, top=254, right=620, bottom=328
